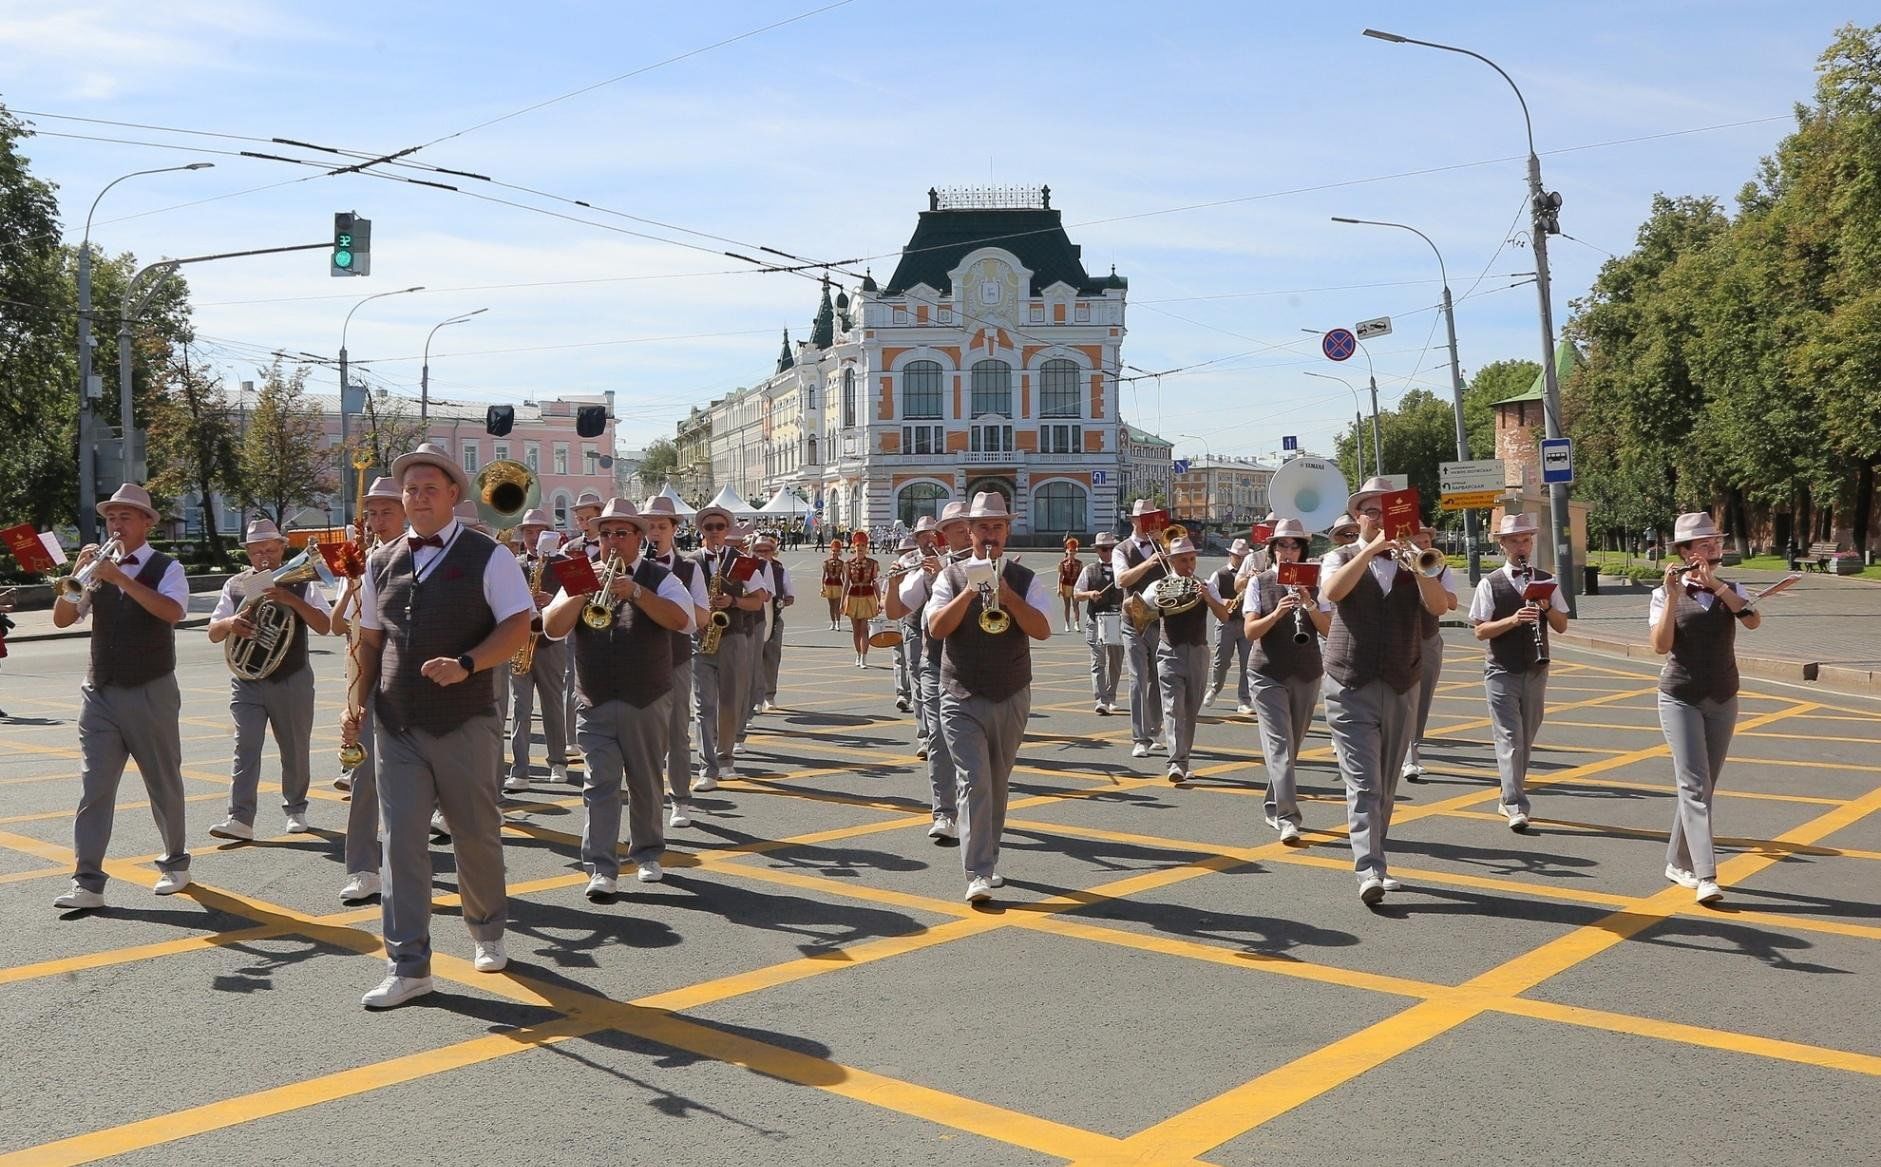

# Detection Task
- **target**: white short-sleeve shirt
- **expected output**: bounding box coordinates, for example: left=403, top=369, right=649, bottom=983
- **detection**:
left=1468, top=563, right=1571, bottom=624
left=210, top=570, right=333, bottom=621
left=544, top=555, right=696, bottom=640
left=71, top=543, right=190, bottom=620
left=357, top=520, right=534, bottom=632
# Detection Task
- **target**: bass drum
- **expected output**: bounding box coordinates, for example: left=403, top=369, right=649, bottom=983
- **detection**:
left=1265, top=455, right=1351, bottom=533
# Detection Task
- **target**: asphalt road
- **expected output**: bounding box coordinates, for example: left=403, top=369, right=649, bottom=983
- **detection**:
left=1, top=551, right=1876, bottom=1166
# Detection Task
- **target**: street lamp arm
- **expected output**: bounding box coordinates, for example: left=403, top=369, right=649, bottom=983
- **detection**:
left=342, top=285, right=427, bottom=348
left=1330, top=216, right=1449, bottom=290
left=1362, top=29, right=1535, bottom=156
left=84, top=163, right=214, bottom=244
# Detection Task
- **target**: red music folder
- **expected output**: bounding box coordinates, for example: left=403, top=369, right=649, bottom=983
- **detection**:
left=550, top=555, right=602, bottom=595
left=1276, top=562, right=1320, bottom=588
left=1251, top=523, right=1274, bottom=545
left=726, top=555, right=761, bottom=583
left=1379, top=488, right=1422, bottom=541
left=1523, top=579, right=1558, bottom=603
left=2, top=524, right=59, bottom=574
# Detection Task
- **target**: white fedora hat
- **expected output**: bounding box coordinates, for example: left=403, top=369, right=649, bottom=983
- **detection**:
left=390, top=442, right=472, bottom=498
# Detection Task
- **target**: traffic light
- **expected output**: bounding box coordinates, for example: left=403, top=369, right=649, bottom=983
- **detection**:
left=486, top=405, right=515, bottom=436
left=331, top=212, right=372, bottom=277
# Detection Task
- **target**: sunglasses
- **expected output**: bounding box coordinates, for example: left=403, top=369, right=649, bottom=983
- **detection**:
left=701, top=523, right=728, bottom=532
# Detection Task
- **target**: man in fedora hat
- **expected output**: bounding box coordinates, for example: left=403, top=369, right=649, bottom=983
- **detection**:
left=925, top=491, right=1052, bottom=902
left=503, top=508, right=571, bottom=794
left=1154, top=533, right=1237, bottom=785
left=1240, top=518, right=1330, bottom=843
left=1205, top=537, right=1254, bottom=714
left=639, top=494, right=711, bottom=828
left=1648, top=510, right=1760, bottom=905
left=689, top=505, right=770, bottom=792
left=1113, top=498, right=1169, bottom=758
left=329, top=474, right=406, bottom=903
left=1401, top=523, right=1459, bottom=783
left=543, top=499, right=694, bottom=895
left=1328, top=515, right=1359, bottom=549
left=748, top=530, right=794, bottom=716
left=1074, top=531, right=1125, bottom=715
left=52, top=484, right=194, bottom=910
left=561, top=490, right=606, bottom=752
left=342, top=442, right=535, bottom=1008
left=1319, top=476, right=1453, bottom=905
left=1468, top=513, right=1569, bottom=832
left=206, top=518, right=332, bottom=844
left=900, top=498, right=973, bottom=830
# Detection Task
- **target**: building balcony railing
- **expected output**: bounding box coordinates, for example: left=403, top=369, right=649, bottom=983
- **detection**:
left=887, top=450, right=1101, bottom=464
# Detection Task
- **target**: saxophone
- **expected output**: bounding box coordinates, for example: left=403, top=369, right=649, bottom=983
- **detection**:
left=699, top=553, right=731, bottom=655
left=511, top=550, right=549, bottom=675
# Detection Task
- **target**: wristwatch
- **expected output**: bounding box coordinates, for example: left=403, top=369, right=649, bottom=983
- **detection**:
left=456, top=653, right=476, bottom=674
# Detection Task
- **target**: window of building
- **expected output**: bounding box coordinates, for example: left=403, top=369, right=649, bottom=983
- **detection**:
left=893, top=306, right=908, bottom=325
left=1040, top=359, right=1080, bottom=418
left=1034, top=481, right=1087, bottom=533
left=902, top=424, right=945, bottom=455
left=970, top=360, right=1011, bottom=418
left=524, top=442, right=540, bottom=472
left=553, top=494, right=570, bottom=527
left=494, top=442, right=510, bottom=462
left=902, top=360, right=943, bottom=418
left=970, top=423, right=1012, bottom=453
left=1074, top=302, right=1091, bottom=323
left=1030, top=303, right=1045, bottom=323
left=1040, top=424, right=1083, bottom=454
left=806, top=434, right=819, bottom=464
left=842, top=367, right=857, bottom=429
left=553, top=443, right=569, bottom=475
left=584, top=447, right=598, bottom=475
left=461, top=442, right=479, bottom=474
left=938, top=306, right=953, bottom=324
left=897, top=482, right=948, bottom=527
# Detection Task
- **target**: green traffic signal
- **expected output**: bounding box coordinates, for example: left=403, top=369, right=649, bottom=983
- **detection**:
left=331, top=212, right=369, bottom=276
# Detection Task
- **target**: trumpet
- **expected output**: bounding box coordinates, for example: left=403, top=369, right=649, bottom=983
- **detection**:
left=976, top=555, right=1011, bottom=635
left=58, top=539, right=124, bottom=602
left=583, top=555, right=624, bottom=629
left=1397, top=543, right=1447, bottom=577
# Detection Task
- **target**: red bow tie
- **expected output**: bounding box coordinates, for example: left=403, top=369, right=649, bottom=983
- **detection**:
left=408, top=534, right=444, bottom=551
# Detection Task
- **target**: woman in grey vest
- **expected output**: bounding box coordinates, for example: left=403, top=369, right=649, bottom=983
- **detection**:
left=1240, top=518, right=1330, bottom=843
left=1075, top=531, right=1124, bottom=714
left=1649, top=512, right=1761, bottom=905
left=1467, top=513, right=1568, bottom=830
left=1319, top=477, right=1453, bottom=905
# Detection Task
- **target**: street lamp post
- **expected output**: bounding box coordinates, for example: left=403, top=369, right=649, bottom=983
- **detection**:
left=76, top=163, right=213, bottom=542
left=420, top=308, right=488, bottom=425
left=1333, top=215, right=1482, bottom=584
left=339, top=286, right=425, bottom=524
left=1364, top=27, right=1575, bottom=613
left=1302, top=370, right=1378, bottom=480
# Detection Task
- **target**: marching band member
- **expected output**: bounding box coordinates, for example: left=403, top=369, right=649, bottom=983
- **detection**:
left=330, top=475, right=405, bottom=902
left=845, top=531, right=882, bottom=668
left=820, top=539, right=847, bottom=629
left=1205, top=538, right=1253, bottom=713
left=504, top=508, right=571, bottom=793
left=542, top=499, right=694, bottom=896
left=562, top=491, right=606, bottom=757
left=1075, top=531, right=1124, bottom=715
left=342, top=443, right=534, bottom=1009
left=206, top=519, right=331, bottom=842
left=1154, top=534, right=1236, bottom=785
left=1058, top=536, right=1083, bottom=633
left=1240, top=518, right=1329, bottom=843
left=1319, top=476, right=1452, bottom=905
left=1468, top=514, right=1569, bottom=831
left=1650, top=511, right=1760, bottom=905
left=1328, top=515, right=1359, bottom=550
left=901, top=500, right=972, bottom=832
left=1114, top=499, right=1168, bottom=758
left=690, top=509, right=769, bottom=792
left=750, top=531, right=793, bottom=715
left=888, top=532, right=922, bottom=712
left=925, top=492, right=1052, bottom=902
left=51, top=484, right=193, bottom=910
left=641, top=496, right=711, bottom=830
left=903, top=516, right=941, bottom=753
left=1402, top=524, right=1459, bottom=782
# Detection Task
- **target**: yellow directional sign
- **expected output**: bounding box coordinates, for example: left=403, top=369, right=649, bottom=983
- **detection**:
left=1440, top=488, right=1504, bottom=509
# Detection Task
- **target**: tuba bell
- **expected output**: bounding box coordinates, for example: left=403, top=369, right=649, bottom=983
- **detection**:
left=225, top=548, right=337, bottom=680
left=1265, top=456, right=1351, bottom=534
left=474, top=459, right=540, bottom=536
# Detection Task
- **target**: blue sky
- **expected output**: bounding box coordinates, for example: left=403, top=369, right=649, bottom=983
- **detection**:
left=1, top=1, right=1854, bottom=463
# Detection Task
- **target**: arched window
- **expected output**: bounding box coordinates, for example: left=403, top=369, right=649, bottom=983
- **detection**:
left=842, top=367, right=857, bottom=429
left=970, top=359, right=1011, bottom=417
left=1033, top=481, right=1087, bottom=535
left=552, top=492, right=572, bottom=528
left=902, top=360, right=943, bottom=418
left=1039, top=358, right=1081, bottom=418
left=897, top=482, right=948, bottom=527
left=806, top=434, right=819, bottom=465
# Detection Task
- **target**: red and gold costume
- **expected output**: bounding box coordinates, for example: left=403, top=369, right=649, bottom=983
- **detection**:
left=819, top=546, right=846, bottom=600
left=844, top=534, right=881, bottom=621
left=1058, top=540, right=1083, bottom=598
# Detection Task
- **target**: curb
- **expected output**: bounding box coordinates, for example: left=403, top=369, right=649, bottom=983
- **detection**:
left=1550, top=629, right=1879, bottom=697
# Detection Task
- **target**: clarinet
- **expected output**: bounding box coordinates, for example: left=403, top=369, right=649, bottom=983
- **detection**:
left=1514, top=556, right=1548, bottom=665
left=1291, top=583, right=1313, bottom=644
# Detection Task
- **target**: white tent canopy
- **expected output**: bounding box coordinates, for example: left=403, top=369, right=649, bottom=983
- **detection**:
left=703, top=484, right=759, bottom=517
left=641, top=482, right=695, bottom=517
left=757, top=488, right=814, bottom=518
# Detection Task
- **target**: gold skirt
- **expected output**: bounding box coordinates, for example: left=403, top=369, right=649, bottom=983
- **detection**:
left=820, top=583, right=843, bottom=600
left=844, top=593, right=881, bottom=621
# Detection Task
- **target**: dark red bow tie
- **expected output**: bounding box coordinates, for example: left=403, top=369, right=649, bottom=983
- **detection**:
left=408, top=534, right=444, bottom=551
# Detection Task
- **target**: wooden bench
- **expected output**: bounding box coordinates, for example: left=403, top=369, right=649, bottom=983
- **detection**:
left=1806, top=541, right=1848, bottom=573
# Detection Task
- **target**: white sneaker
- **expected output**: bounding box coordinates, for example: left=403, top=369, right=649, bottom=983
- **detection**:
left=1236, top=703, right=1254, bottom=716
left=1380, top=877, right=1404, bottom=893
left=1664, top=864, right=1700, bottom=890
left=895, top=697, right=912, bottom=712
left=153, top=870, right=190, bottom=896
left=429, top=810, right=451, bottom=838
left=473, top=939, right=508, bottom=972
left=503, top=774, right=531, bottom=793
left=53, top=882, right=104, bottom=911
left=284, top=812, right=310, bottom=834
left=333, top=773, right=353, bottom=792
left=965, top=876, right=994, bottom=903
left=1358, top=875, right=1385, bottom=905
left=1506, top=808, right=1530, bottom=831
left=1278, top=821, right=1301, bottom=844
left=550, top=764, right=571, bottom=784
left=636, top=860, right=664, bottom=883
left=585, top=874, right=618, bottom=900
left=732, top=743, right=747, bottom=757
left=208, top=817, right=253, bottom=842
left=1167, top=765, right=1186, bottom=786
left=362, top=974, right=434, bottom=1009
left=1103, top=703, right=1120, bottom=715
left=915, top=744, right=929, bottom=759
left=668, top=804, right=694, bottom=829
left=1203, top=686, right=1220, bottom=707
left=690, top=774, right=718, bottom=793
left=1131, top=742, right=1151, bottom=758
left=927, top=816, right=959, bottom=840
left=1695, top=879, right=1724, bottom=905
left=987, top=873, right=1006, bottom=889
left=1149, top=740, right=1168, bottom=754
left=1402, top=762, right=1424, bottom=781
left=339, top=872, right=381, bottom=903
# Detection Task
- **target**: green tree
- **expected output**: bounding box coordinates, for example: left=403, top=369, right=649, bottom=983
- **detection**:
left=147, top=343, right=242, bottom=566
left=241, top=361, right=332, bottom=529
left=636, top=438, right=679, bottom=491
left=0, top=104, right=71, bottom=528
left=1332, top=389, right=1462, bottom=526
left=342, top=387, right=427, bottom=486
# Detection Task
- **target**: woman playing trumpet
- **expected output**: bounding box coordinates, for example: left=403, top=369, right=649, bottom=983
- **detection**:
left=1467, top=514, right=1568, bottom=832
left=1240, top=518, right=1330, bottom=842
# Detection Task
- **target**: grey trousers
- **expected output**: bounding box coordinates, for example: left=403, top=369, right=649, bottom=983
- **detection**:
left=1156, top=640, right=1209, bottom=771
left=1659, top=692, right=1737, bottom=880
left=694, top=629, right=755, bottom=778
left=1210, top=620, right=1252, bottom=706
left=1323, top=676, right=1418, bottom=880
left=758, top=617, right=784, bottom=708
left=1085, top=617, right=1122, bottom=706
left=893, top=634, right=914, bottom=703
left=1484, top=666, right=1548, bottom=815
left=1405, top=631, right=1445, bottom=767
left=920, top=643, right=955, bottom=819
left=344, top=702, right=380, bottom=876
left=1125, top=622, right=1164, bottom=746
left=942, top=688, right=1031, bottom=879
left=225, top=667, right=315, bottom=825
left=508, top=638, right=569, bottom=779
left=73, top=677, right=189, bottom=893
left=665, top=656, right=695, bottom=804
left=577, top=694, right=672, bottom=877
left=562, top=647, right=578, bottom=748
left=1249, top=670, right=1318, bottom=826
left=376, top=713, right=507, bottom=978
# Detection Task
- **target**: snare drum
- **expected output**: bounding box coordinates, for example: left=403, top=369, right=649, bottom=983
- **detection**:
left=1096, top=612, right=1123, bottom=646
